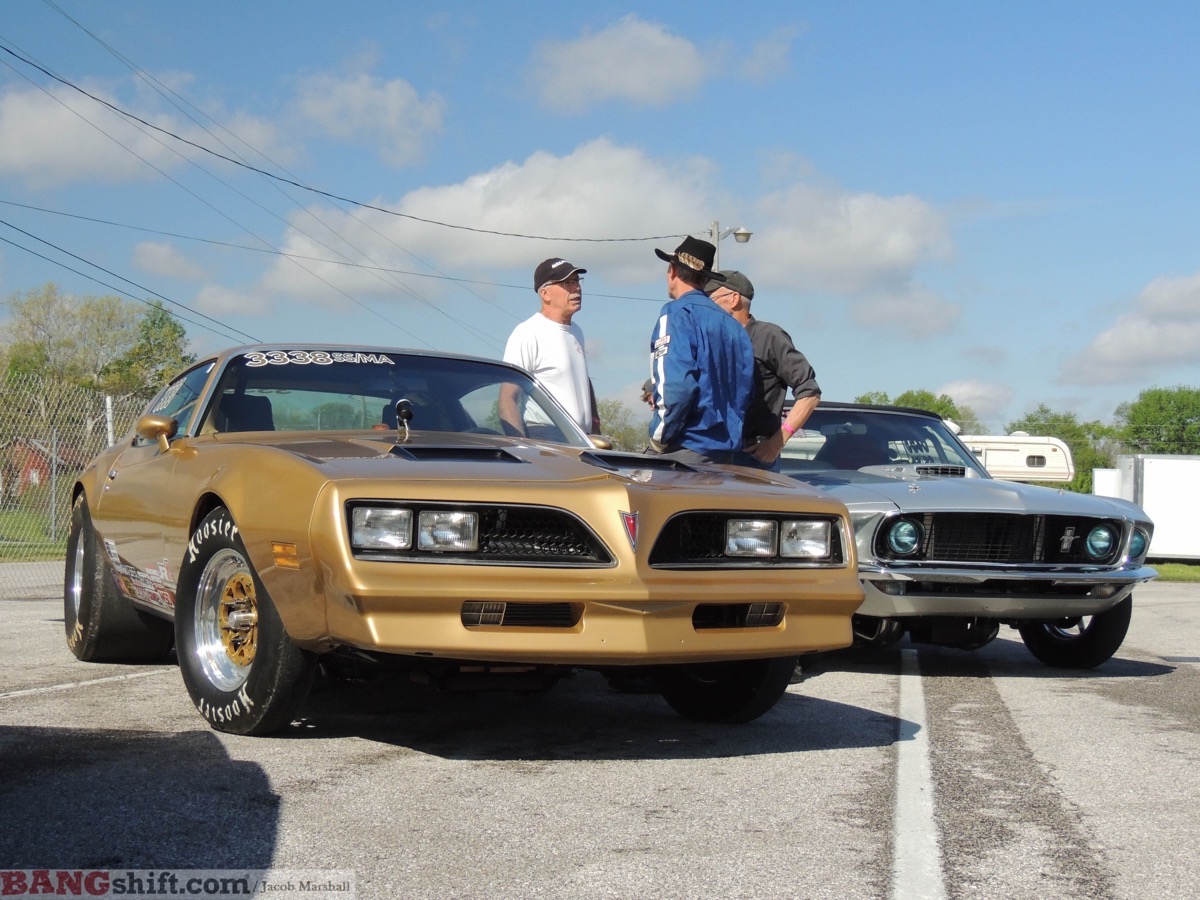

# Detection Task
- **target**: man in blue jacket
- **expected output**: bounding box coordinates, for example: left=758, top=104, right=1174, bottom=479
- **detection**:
left=647, top=236, right=756, bottom=465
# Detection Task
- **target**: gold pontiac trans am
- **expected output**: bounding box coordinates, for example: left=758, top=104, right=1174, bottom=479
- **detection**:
left=66, top=345, right=862, bottom=735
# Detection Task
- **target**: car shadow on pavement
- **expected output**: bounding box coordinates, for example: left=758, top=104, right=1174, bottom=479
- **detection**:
left=282, top=669, right=903, bottom=761
left=810, top=635, right=1175, bottom=681
left=0, top=726, right=279, bottom=868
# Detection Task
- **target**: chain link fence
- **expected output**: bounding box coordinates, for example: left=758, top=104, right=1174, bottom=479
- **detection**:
left=1, top=373, right=145, bottom=598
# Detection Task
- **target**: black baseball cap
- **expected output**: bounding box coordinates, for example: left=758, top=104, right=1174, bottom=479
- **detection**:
left=534, top=258, right=587, bottom=291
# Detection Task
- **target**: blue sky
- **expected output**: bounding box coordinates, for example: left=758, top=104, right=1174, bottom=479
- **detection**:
left=2, top=1, right=1198, bottom=430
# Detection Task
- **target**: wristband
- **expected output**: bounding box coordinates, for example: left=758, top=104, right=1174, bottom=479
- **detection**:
left=781, top=422, right=796, bottom=437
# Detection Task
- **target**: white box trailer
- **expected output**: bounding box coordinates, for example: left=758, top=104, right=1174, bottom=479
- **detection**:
left=960, top=433, right=1075, bottom=482
left=1094, top=455, right=1200, bottom=560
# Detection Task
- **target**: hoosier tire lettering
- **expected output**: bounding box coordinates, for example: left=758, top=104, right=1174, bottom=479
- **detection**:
left=175, top=508, right=316, bottom=736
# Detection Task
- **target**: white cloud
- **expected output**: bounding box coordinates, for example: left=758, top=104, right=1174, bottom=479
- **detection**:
left=528, top=15, right=706, bottom=112
left=848, top=286, right=962, bottom=337
left=291, top=71, right=444, bottom=167
left=753, top=182, right=952, bottom=294
left=741, top=25, right=804, bottom=82
left=254, top=138, right=954, bottom=339
left=1059, top=272, right=1200, bottom=385
left=195, top=284, right=270, bottom=317
left=132, top=241, right=206, bottom=281
left=0, top=81, right=291, bottom=188
left=937, top=379, right=1014, bottom=424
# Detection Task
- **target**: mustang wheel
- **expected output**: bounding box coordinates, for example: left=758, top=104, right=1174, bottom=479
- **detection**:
left=653, top=656, right=797, bottom=723
left=1017, top=596, right=1133, bottom=669
left=176, top=509, right=315, bottom=735
left=64, top=495, right=173, bottom=662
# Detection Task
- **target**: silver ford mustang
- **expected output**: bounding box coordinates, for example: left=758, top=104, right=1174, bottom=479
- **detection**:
left=780, top=402, right=1157, bottom=668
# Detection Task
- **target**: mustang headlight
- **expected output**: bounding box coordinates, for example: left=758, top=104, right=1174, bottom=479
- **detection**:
left=886, top=518, right=924, bottom=556
left=781, top=520, right=832, bottom=559
left=1129, top=528, right=1149, bottom=559
left=726, top=519, right=778, bottom=557
left=351, top=507, right=412, bottom=550
left=1084, top=524, right=1117, bottom=560
left=418, top=510, right=479, bottom=552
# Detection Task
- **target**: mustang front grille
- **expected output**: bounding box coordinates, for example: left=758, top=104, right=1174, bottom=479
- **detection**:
left=874, top=512, right=1125, bottom=566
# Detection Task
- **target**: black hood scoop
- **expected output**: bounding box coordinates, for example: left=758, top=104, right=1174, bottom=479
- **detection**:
left=389, top=445, right=527, bottom=464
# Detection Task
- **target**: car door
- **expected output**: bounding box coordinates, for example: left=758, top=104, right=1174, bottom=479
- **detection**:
left=92, top=361, right=216, bottom=607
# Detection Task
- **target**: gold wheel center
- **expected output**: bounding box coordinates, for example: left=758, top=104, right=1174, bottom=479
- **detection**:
left=218, top=572, right=259, bottom=668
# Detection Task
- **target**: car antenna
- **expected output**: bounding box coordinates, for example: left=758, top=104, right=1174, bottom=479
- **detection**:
left=394, top=398, right=414, bottom=443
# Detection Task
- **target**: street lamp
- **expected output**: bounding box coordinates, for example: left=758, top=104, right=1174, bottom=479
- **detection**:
left=709, top=220, right=753, bottom=270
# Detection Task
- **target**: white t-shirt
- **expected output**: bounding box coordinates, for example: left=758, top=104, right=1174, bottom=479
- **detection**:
left=503, top=313, right=592, bottom=431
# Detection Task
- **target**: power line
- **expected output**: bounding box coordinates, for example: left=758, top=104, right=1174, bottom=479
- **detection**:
left=0, top=40, right=690, bottom=245
left=0, top=222, right=258, bottom=343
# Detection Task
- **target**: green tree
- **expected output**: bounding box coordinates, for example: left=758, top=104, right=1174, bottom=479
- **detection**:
left=855, top=389, right=983, bottom=433
left=3, top=283, right=138, bottom=383
left=100, top=301, right=197, bottom=399
left=1006, top=404, right=1114, bottom=493
left=597, top=398, right=649, bottom=451
left=1114, top=386, right=1200, bottom=455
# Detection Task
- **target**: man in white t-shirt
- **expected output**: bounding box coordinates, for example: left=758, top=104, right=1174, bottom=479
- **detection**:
left=499, top=257, right=599, bottom=436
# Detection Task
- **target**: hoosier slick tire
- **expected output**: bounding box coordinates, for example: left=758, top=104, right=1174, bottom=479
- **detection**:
left=175, top=508, right=316, bottom=735
left=64, top=495, right=173, bottom=662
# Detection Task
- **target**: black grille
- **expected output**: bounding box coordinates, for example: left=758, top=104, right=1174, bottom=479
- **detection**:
left=693, top=603, right=785, bottom=629
left=916, top=465, right=965, bottom=477
left=461, top=601, right=580, bottom=627
left=876, top=512, right=1124, bottom=565
left=649, top=512, right=844, bottom=567
left=349, top=502, right=613, bottom=566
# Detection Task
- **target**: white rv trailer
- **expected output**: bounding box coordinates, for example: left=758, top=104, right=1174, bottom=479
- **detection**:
left=960, top=433, right=1075, bottom=482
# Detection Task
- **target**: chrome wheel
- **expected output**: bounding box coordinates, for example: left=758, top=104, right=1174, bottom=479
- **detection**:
left=68, top=529, right=86, bottom=619
left=193, top=548, right=259, bottom=692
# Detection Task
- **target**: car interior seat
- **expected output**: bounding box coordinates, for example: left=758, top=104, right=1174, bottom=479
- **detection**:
left=218, top=394, right=275, bottom=432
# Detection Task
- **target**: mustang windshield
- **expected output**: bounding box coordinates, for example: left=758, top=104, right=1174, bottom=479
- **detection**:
left=199, top=348, right=589, bottom=445
left=779, top=408, right=988, bottom=476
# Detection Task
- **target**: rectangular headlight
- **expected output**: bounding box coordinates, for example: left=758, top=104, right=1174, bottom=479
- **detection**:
left=725, top=519, right=778, bottom=557
left=418, top=510, right=479, bottom=552
left=351, top=507, right=412, bottom=550
left=781, top=520, right=832, bottom=559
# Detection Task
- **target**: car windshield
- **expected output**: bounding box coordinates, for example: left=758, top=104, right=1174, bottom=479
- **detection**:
left=196, top=348, right=589, bottom=446
left=779, top=407, right=987, bottom=476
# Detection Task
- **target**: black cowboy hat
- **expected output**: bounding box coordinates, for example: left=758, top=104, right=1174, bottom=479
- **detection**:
left=654, top=235, right=725, bottom=281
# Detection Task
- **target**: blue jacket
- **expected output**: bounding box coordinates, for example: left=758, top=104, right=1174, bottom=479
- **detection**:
left=648, top=289, right=756, bottom=456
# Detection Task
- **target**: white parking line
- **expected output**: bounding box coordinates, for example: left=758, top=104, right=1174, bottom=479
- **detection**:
left=892, top=647, right=947, bottom=900
left=0, top=668, right=175, bottom=701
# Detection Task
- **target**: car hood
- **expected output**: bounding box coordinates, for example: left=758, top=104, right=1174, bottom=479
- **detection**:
left=790, top=469, right=1149, bottom=519
left=211, top=431, right=822, bottom=500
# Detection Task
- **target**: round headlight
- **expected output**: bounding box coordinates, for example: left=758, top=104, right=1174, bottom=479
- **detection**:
left=1084, top=524, right=1117, bottom=560
left=1129, top=529, right=1148, bottom=559
left=886, top=518, right=924, bottom=556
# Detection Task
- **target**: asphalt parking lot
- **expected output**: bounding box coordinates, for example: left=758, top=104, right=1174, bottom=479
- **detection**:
left=1, top=566, right=1197, bottom=899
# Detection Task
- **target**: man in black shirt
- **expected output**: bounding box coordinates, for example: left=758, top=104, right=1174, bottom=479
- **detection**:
left=706, top=270, right=821, bottom=469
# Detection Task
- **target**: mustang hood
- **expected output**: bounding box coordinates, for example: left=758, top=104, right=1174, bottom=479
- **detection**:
left=793, top=470, right=1148, bottom=519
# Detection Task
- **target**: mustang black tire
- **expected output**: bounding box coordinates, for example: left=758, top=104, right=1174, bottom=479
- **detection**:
left=653, top=656, right=797, bottom=723
left=1018, top=596, right=1133, bottom=669
left=176, top=508, right=315, bottom=735
left=64, top=495, right=173, bottom=662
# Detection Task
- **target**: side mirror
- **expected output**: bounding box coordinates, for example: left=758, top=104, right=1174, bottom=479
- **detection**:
left=588, top=434, right=614, bottom=450
left=136, top=413, right=179, bottom=453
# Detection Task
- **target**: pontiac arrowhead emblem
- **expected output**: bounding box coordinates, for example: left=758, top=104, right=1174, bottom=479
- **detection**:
left=620, top=511, right=638, bottom=550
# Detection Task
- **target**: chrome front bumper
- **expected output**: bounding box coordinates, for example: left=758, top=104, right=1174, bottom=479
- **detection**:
left=856, top=563, right=1158, bottom=618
